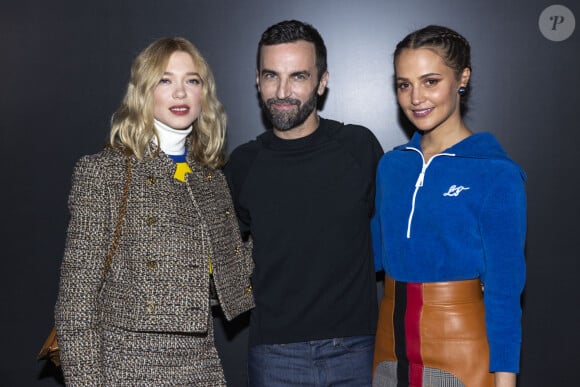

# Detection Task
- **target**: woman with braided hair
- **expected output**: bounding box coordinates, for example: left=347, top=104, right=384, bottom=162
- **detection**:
left=372, top=25, right=526, bottom=387
left=54, top=37, right=254, bottom=385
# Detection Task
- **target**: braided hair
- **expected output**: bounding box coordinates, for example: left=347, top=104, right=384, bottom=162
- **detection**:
left=394, top=25, right=472, bottom=107
left=394, top=25, right=471, bottom=78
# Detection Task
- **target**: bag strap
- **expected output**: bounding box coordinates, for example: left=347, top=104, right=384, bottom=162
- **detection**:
left=103, top=151, right=132, bottom=274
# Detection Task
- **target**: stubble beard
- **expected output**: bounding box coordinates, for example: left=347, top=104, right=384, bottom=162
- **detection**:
left=262, top=92, right=318, bottom=132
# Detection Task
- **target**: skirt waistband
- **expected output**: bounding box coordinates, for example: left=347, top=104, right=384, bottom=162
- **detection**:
left=384, top=275, right=483, bottom=304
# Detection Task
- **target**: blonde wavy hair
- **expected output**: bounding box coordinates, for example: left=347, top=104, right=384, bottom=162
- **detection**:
left=109, top=37, right=227, bottom=169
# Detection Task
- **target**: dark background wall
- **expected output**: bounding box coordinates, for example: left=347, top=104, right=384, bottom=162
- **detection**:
left=1, top=0, right=578, bottom=385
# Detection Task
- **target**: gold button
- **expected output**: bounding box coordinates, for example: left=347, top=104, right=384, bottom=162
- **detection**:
left=245, top=285, right=252, bottom=294
left=207, top=172, right=213, bottom=181
left=147, top=260, right=158, bottom=270
left=146, top=216, right=157, bottom=226
left=225, top=209, right=231, bottom=216
left=146, top=301, right=155, bottom=313
left=233, top=247, right=240, bottom=255
left=147, top=176, right=156, bottom=185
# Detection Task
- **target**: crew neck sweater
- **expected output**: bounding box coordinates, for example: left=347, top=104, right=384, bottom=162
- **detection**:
left=224, top=118, right=384, bottom=346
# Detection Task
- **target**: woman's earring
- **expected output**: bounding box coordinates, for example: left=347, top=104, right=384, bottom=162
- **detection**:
left=458, top=86, right=467, bottom=96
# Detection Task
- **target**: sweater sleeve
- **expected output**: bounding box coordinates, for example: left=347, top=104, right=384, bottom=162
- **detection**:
left=368, top=131, right=385, bottom=215
left=339, top=124, right=384, bottom=271
left=54, top=155, right=112, bottom=386
left=332, top=123, right=384, bottom=271
left=332, top=122, right=384, bottom=215
left=372, top=158, right=385, bottom=272
left=224, top=144, right=259, bottom=240
left=479, top=163, right=526, bottom=373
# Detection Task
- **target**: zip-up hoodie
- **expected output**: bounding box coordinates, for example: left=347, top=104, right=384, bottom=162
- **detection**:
left=372, top=131, right=526, bottom=373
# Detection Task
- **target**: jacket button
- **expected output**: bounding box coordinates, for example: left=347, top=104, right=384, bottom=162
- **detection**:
left=147, top=176, right=156, bottom=185
left=146, top=216, right=157, bottom=226
left=146, top=301, right=155, bottom=313
left=233, top=247, right=240, bottom=255
left=225, top=209, right=231, bottom=216
left=147, top=260, right=158, bottom=270
left=207, top=172, right=213, bottom=181
left=245, top=285, right=252, bottom=294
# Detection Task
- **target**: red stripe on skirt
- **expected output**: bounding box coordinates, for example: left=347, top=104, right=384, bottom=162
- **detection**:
left=406, top=283, right=423, bottom=387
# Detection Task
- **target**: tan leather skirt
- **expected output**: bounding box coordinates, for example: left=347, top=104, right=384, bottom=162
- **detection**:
left=372, top=275, right=494, bottom=387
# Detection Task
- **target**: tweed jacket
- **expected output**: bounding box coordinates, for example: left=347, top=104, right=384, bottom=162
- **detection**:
left=55, top=147, right=254, bottom=382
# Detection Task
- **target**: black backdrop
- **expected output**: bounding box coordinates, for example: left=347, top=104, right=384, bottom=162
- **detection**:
left=1, top=1, right=578, bottom=386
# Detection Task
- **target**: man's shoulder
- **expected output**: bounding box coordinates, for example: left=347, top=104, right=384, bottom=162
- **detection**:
left=228, top=134, right=267, bottom=164
left=225, top=132, right=272, bottom=181
left=321, top=118, right=383, bottom=159
left=322, top=118, right=379, bottom=144
left=232, top=129, right=274, bottom=153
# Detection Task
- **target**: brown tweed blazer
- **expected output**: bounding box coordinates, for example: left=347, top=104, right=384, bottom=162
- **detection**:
left=55, top=147, right=254, bottom=383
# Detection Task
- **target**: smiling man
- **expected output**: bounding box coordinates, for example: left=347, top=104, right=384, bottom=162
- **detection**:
left=224, top=20, right=384, bottom=386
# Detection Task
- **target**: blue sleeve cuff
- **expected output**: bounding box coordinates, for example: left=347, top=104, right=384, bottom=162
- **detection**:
left=488, top=340, right=521, bottom=373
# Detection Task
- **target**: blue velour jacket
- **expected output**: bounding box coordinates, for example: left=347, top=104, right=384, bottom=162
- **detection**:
left=372, top=131, right=526, bottom=373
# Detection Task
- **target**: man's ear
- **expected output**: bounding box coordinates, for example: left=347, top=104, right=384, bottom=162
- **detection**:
left=317, top=71, right=329, bottom=95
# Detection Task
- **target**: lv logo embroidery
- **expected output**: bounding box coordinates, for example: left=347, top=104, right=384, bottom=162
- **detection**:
left=443, top=185, right=470, bottom=197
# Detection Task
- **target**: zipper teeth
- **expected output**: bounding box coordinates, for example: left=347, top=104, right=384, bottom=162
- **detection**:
left=405, top=148, right=455, bottom=239
left=406, top=183, right=420, bottom=238
left=406, top=147, right=424, bottom=239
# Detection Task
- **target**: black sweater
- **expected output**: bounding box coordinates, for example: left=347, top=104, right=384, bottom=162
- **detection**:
left=224, top=118, right=384, bottom=345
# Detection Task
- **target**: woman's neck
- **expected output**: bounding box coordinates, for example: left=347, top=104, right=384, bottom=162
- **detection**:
left=420, top=123, right=471, bottom=162
left=153, top=119, right=192, bottom=156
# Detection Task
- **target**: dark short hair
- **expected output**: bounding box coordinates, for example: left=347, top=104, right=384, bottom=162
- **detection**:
left=258, top=20, right=327, bottom=81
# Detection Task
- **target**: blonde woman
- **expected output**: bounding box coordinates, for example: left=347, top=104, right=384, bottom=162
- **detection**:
left=55, top=37, right=254, bottom=386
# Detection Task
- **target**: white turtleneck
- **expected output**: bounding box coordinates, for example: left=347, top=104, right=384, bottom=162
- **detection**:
left=153, top=119, right=193, bottom=156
